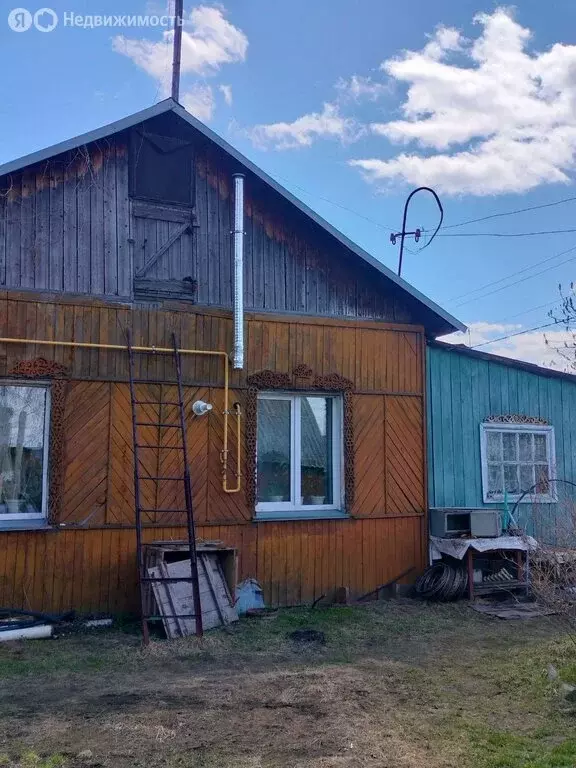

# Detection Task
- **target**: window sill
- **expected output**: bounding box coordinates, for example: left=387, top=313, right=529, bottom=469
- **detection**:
left=255, top=510, right=349, bottom=522
left=0, top=519, right=52, bottom=532
left=484, top=497, right=557, bottom=505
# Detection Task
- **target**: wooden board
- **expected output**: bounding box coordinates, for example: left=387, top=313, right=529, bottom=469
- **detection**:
left=149, top=553, right=238, bottom=637
left=0, top=517, right=424, bottom=614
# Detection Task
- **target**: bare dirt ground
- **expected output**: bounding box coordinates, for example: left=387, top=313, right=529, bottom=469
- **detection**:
left=0, top=600, right=575, bottom=768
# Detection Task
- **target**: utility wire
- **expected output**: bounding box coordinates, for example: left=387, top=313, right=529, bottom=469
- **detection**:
left=442, top=194, right=576, bottom=230
left=499, top=298, right=563, bottom=323
left=445, top=244, right=576, bottom=305
left=453, top=248, right=576, bottom=309
left=271, top=173, right=397, bottom=233
left=472, top=320, right=563, bottom=349
left=438, top=228, right=576, bottom=238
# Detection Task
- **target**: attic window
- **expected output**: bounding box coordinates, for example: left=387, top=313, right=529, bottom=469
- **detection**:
left=130, top=129, right=194, bottom=206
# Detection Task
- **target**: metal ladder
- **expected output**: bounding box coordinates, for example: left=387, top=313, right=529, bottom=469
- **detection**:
left=127, top=330, right=203, bottom=643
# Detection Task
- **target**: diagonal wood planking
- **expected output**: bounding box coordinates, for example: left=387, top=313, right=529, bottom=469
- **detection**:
left=385, top=396, right=424, bottom=514
left=61, top=382, right=110, bottom=524
left=107, top=383, right=160, bottom=524
left=352, top=395, right=386, bottom=517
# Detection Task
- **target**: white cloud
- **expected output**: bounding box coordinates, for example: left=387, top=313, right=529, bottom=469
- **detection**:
left=335, top=74, right=389, bottom=102
left=181, top=83, right=214, bottom=121
left=442, top=321, right=522, bottom=348
left=350, top=8, right=576, bottom=195
left=247, top=102, right=363, bottom=150
left=112, top=5, right=247, bottom=113
left=441, top=321, right=576, bottom=371
left=219, top=83, right=233, bottom=105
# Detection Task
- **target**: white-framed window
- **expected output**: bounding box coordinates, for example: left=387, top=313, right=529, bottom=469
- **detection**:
left=0, top=381, right=51, bottom=523
left=256, top=392, right=343, bottom=518
left=480, top=422, right=556, bottom=504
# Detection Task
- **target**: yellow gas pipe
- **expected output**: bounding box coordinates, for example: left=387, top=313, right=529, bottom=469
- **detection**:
left=0, top=336, right=242, bottom=494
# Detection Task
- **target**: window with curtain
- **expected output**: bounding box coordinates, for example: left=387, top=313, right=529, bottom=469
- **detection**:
left=0, top=383, right=50, bottom=522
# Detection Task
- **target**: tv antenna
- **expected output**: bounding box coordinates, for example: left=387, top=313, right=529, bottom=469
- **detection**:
left=390, top=187, right=444, bottom=277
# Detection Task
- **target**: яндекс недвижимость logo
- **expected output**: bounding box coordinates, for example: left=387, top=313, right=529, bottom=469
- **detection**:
left=8, top=7, right=58, bottom=32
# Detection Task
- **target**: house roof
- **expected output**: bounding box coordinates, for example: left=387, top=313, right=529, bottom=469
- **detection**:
left=0, top=98, right=465, bottom=336
left=431, top=340, right=576, bottom=384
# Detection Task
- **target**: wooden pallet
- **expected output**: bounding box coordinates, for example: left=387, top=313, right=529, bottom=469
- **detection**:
left=149, top=550, right=238, bottom=637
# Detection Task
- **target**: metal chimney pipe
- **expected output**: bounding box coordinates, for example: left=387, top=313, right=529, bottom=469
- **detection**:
left=232, top=174, right=245, bottom=369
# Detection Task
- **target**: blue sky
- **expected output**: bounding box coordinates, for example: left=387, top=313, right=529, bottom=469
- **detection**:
left=2, top=0, right=576, bottom=364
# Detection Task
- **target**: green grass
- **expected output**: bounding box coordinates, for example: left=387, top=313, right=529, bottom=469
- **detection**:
left=466, top=728, right=576, bottom=768
left=421, top=634, right=576, bottom=768
left=0, top=602, right=574, bottom=767
left=0, top=753, right=66, bottom=768
left=0, top=631, right=140, bottom=678
left=0, top=602, right=461, bottom=679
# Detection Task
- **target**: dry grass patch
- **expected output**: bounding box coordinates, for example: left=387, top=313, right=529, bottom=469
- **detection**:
left=0, top=601, right=573, bottom=767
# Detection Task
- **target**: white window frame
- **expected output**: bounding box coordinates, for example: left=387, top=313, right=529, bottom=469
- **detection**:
left=255, top=392, right=343, bottom=519
left=0, top=380, right=51, bottom=522
left=479, top=422, right=556, bottom=504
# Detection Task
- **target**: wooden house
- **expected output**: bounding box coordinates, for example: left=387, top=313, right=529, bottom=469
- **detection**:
left=427, top=341, right=576, bottom=544
left=0, top=99, right=463, bottom=614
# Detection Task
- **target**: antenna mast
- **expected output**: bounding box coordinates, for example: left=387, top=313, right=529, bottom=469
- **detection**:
left=391, top=186, right=444, bottom=277
left=171, top=0, right=184, bottom=102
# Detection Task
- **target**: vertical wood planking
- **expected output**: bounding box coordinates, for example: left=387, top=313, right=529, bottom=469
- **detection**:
left=0, top=128, right=428, bottom=327
left=77, top=153, right=91, bottom=294
left=0, top=517, right=423, bottom=613
left=428, top=343, right=576, bottom=515
left=0, top=184, right=6, bottom=285
left=20, top=169, right=35, bottom=288
left=49, top=161, right=64, bottom=291
left=103, top=145, right=118, bottom=295
left=90, top=145, right=105, bottom=295
left=63, top=159, right=78, bottom=294
left=116, top=141, right=131, bottom=297
left=5, top=177, right=21, bottom=288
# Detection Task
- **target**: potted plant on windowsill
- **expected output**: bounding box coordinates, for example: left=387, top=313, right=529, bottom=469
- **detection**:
left=302, top=468, right=326, bottom=506
left=0, top=473, right=22, bottom=515
left=260, top=451, right=289, bottom=504
left=267, top=481, right=286, bottom=504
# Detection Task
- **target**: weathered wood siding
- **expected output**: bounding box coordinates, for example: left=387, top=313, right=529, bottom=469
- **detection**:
left=427, top=343, right=576, bottom=508
left=0, top=141, right=130, bottom=297
left=0, top=519, right=425, bottom=613
left=0, top=293, right=426, bottom=611
left=0, top=113, right=422, bottom=323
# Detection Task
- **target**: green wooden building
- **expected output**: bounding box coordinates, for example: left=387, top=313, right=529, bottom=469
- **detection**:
left=427, top=341, right=576, bottom=544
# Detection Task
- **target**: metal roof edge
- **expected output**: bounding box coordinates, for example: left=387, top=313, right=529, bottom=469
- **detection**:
left=430, top=339, right=576, bottom=384
left=0, top=99, right=175, bottom=177
left=0, top=98, right=465, bottom=335
left=169, top=103, right=465, bottom=335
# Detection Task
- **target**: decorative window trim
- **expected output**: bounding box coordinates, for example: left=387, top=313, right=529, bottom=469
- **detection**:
left=480, top=421, right=556, bottom=504
left=7, top=358, right=69, bottom=526
left=484, top=414, right=550, bottom=426
left=245, top=366, right=354, bottom=514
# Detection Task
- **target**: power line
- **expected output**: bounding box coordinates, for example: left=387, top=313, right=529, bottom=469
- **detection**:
left=442, top=194, right=576, bottom=230
left=271, top=173, right=397, bottom=233
left=499, top=298, right=563, bottom=323
left=472, top=320, right=563, bottom=349
left=438, top=228, right=576, bottom=238
left=445, top=244, right=576, bottom=306
left=453, top=249, right=576, bottom=309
